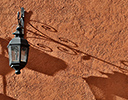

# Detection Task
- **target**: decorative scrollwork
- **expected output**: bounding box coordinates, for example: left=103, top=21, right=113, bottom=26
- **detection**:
left=57, top=46, right=78, bottom=55
left=58, top=37, right=78, bottom=47
left=37, top=43, right=53, bottom=52
left=42, top=24, right=57, bottom=32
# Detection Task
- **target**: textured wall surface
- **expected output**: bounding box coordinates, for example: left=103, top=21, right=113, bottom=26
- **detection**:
left=0, top=0, right=128, bottom=100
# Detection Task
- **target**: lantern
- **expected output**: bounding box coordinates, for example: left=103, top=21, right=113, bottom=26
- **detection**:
left=7, top=7, right=29, bottom=74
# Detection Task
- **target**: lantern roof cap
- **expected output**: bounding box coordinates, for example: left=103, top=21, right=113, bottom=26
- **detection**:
left=7, top=37, right=29, bottom=47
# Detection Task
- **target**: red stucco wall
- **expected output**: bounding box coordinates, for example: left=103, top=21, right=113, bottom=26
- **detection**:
left=0, top=0, right=128, bottom=100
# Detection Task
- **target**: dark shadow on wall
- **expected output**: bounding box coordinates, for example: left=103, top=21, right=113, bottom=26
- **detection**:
left=0, top=38, right=13, bottom=76
left=0, top=38, right=13, bottom=95
left=26, top=46, right=67, bottom=76
left=83, top=71, right=128, bottom=100
left=0, top=94, right=16, bottom=100
left=0, top=55, right=10, bottom=95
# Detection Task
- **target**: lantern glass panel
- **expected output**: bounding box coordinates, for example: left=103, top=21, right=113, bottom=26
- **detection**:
left=21, top=46, right=28, bottom=62
left=11, top=45, right=20, bottom=62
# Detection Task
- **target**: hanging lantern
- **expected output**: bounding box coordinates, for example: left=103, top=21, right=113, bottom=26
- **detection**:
left=7, top=7, right=29, bottom=74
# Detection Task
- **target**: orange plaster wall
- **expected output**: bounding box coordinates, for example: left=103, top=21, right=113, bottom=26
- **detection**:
left=0, top=0, right=128, bottom=100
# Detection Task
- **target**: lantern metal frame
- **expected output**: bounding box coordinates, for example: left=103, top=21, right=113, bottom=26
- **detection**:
left=7, top=7, right=29, bottom=74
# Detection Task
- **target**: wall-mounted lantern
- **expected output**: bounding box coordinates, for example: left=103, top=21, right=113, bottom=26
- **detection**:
left=7, top=7, right=29, bottom=74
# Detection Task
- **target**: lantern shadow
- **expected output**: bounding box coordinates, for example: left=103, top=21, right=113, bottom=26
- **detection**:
left=26, top=46, right=67, bottom=76
left=27, top=21, right=128, bottom=73
left=83, top=71, right=128, bottom=100
left=0, top=54, right=13, bottom=76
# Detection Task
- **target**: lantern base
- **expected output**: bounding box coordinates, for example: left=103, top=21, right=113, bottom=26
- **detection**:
left=11, top=65, right=22, bottom=75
